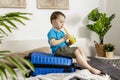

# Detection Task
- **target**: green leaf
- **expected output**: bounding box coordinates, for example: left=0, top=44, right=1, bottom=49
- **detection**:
left=93, top=19, right=103, bottom=34
left=0, top=66, right=7, bottom=80
left=19, top=12, right=32, bottom=15
left=0, top=36, right=4, bottom=44
left=86, top=24, right=94, bottom=31
left=0, top=62, right=17, bottom=80
left=11, top=17, right=25, bottom=25
left=5, top=12, right=20, bottom=17
left=7, top=56, right=29, bottom=75
left=109, top=14, right=115, bottom=21
left=88, top=8, right=100, bottom=21
left=0, top=28, right=8, bottom=36
left=0, top=21, right=12, bottom=33
left=17, top=56, right=34, bottom=71
left=5, top=12, right=32, bottom=18
left=0, top=50, right=11, bottom=56
left=101, top=25, right=111, bottom=37
left=5, top=20, right=18, bottom=29
left=17, top=16, right=30, bottom=20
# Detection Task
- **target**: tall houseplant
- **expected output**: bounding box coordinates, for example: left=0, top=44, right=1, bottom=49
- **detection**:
left=86, top=8, right=115, bottom=57
left=0, top=12, right=34, bottom=80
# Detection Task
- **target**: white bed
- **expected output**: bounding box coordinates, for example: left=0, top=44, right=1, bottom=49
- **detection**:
left=0, top=38, right=111, bottom=80
left=10, top=69, right=110, bottom=80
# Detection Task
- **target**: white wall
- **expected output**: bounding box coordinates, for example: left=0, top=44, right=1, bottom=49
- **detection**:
left=0, top=0, right=105, bottom=40
left=105, top=0, right=120, bottom=55
left=0, top=0, right=106, bottom=56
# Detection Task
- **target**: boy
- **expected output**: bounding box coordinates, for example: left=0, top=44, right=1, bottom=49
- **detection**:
left=47, top=11, right=101, bottom=74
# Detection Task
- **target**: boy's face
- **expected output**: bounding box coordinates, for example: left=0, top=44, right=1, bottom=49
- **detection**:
left=52, top=15, right=65, bottom=30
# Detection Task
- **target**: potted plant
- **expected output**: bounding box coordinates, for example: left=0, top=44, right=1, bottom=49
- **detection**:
left=104, top=43, right=115, bottom=58
left=86, top=8, right=115, bottom=57
left=0, top=12, right=34, bottom=80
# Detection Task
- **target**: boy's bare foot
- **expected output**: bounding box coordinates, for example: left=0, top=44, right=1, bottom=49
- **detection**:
left=86, top=57, right=90, bottom=61
left=89, top=67, right=101, bottom=75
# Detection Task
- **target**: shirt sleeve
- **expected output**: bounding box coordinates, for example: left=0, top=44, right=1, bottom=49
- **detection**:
left=47, top=30, right=56, bottom=43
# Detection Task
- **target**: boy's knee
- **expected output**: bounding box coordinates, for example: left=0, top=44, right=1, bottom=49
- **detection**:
left=78, top=47, right=84, bottom=52
left=74, top=49, right=82, bottom=55
left=75, top=49, right=78, bottom=53
left=77, top=47, right=82, bottom=50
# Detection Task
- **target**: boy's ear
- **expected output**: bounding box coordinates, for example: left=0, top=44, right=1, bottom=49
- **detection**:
left=52, top=20, right=55, bottom=24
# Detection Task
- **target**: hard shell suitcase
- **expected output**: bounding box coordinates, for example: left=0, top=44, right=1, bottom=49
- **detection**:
left=28, top=52, right=73, bottom=66
left=25, top=52, right=75, bottom=76
left=32, top=67, right=75, bottom=76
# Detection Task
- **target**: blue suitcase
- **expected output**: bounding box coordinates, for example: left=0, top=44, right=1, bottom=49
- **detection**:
left=32, top=67, right=75, bottom=76
left=30, top=52, right=73, bottom=66
left=26, top=52, right=75, bottom=76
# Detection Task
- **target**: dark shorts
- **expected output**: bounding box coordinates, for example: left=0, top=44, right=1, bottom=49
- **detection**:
left=55, top=46, right=77, bottom=58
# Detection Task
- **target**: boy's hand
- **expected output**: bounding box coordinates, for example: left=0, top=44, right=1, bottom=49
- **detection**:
left=64, top=34, right=70, bottom=40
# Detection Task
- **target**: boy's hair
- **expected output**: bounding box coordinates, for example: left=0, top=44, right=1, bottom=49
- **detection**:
left=50, top=11, right=66, bottom=24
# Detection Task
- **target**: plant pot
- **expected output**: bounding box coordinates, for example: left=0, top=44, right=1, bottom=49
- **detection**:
left=106, top=52, right=114, bottom=58
left=94, top=41, right=105, bottom=57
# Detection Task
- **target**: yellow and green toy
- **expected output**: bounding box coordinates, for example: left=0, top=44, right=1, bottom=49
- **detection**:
left=63, top=27, right=76, bottom=45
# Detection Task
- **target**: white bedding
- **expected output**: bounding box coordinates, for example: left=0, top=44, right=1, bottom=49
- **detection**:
left=3, top=39, right=111, bottom=80
left=12, top=69, right=111, bottom=80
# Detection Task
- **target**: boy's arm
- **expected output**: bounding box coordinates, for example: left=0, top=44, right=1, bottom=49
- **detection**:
left=50, top=37, right=65, bottom=46
left=49, top=27, right=70, bottom=46
left=50, top=33, right=70, bottom=46
left=63, top=27, right=70, bottom=35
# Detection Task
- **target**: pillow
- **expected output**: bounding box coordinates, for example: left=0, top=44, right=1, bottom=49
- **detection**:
left=4, top=47, right=51, bottom=68
left=10, top=46, right=52, bottom=58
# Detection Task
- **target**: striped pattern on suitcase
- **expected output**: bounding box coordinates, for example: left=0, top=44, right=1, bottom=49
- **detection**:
left=26, top=52, right=75, bottom=76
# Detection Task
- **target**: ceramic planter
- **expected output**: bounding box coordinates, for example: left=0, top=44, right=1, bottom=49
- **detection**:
left=106, top=52, right=114, bottom=58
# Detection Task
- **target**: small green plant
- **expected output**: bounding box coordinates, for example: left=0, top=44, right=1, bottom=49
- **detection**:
left=104, top=43, right=115, bottom=52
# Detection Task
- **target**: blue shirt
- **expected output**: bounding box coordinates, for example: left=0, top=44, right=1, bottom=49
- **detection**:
left=47, top=28, right=67, bottom=54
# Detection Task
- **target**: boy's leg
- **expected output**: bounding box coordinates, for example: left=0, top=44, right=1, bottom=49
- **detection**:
left=77, top=47, right=90, bottom=61
left=55, top=47, right=77, bottom=58
left=74, top=49, right=101, bottom=75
